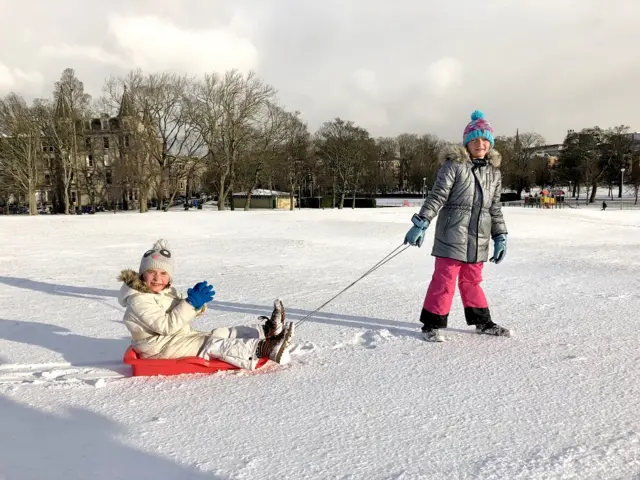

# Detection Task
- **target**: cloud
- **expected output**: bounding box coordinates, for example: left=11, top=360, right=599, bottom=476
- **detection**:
left=0, top=0, right=638, bottom=142
left=40, top=45, right=127, bottom=68
left=107, top=14, right=258, bottom=74
left=40, top=14, right=259, bottom=76
left=0, top=62, right=43, bottom=92
left=351, top=69, right=379, bottom=96
left=425, top=58, right=464, bottom=96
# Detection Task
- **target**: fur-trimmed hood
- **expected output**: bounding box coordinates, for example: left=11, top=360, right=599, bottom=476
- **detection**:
left=117, top=268, right=174, bottom=307
left=118, top=269, right=156, bottom=294
left=438, top=144, right=502, bottom=168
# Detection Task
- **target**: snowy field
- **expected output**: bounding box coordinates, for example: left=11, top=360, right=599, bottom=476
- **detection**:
left=1, top=206, right=640, bottom=479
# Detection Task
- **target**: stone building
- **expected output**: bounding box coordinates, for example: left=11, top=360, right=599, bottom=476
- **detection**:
left=37, top=87, right=140, bottom=212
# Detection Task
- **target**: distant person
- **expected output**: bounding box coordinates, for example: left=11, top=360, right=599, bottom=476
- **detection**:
left=601, top=201, right=607, bottom=211
left=117, top=239, right=295, bottom=367
left=403, top=110, right=510, bottom=342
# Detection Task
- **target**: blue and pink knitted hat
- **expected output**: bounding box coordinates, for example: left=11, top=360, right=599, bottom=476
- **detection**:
left=463, top=110, right=494, bottom=148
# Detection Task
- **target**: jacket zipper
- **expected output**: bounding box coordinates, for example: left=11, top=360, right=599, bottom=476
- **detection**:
left=470, top=166, right=484, bottom=262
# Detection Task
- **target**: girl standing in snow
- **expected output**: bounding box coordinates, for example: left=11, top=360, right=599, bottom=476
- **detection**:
left=118, top=239, right=295, bottom=367
left=403, top=110, right=510, bottom=342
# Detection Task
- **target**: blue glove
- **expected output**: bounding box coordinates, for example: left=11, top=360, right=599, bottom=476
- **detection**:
left=404, top=214, right=430, bottom=247
left=490, top=234, right=507, bottom=264
left=186, top=281, right=215, bottom=309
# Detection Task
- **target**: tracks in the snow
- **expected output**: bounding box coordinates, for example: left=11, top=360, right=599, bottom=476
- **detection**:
left=0, top=361, right=129, bottom=386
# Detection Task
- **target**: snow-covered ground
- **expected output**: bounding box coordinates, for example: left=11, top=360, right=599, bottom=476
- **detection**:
left=1, top=207, right=639, bottom=479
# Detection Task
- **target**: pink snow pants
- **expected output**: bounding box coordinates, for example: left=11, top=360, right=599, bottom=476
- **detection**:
left=423, top=257, right=488, bottom=315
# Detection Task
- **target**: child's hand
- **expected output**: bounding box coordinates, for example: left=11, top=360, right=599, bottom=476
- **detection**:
left=489, top=234, right=507, bottom=264
left=186, top=281, right=215, bottom=309
left=404, top=214, right=430, bottom=247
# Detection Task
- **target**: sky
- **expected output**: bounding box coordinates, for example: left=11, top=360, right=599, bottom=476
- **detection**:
left=0, top=0, right=638, bottom=144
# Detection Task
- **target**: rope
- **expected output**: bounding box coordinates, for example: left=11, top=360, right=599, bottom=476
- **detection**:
left=295, top=243, right=410, bottom=327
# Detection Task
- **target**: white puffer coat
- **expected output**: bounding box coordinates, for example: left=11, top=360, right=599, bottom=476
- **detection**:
left=117, top=269, right=210, bottom=359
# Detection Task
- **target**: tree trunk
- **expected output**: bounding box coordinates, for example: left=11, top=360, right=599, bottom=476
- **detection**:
left=339, top=192, right=345, bottom=209
left=157, top=167, right=165, bottom=211
left=217, top=173, right=228, bottom=211
left=351, top=189, right=356, bottom=209
left=63, top=185, right=70, bottom=215
left=289, top=183, right=295, bottom=211
left=244, top=185, right=256, bottom=211
left=164, top=187, right=180, bottom=212
left=332, top=176, right=336, bottom=208
left=139, top=187, right=149, bottom=213
left=589, top=180, right=598, bottom=204
left=28, top=182, right=37, bottom=216
left=572, top=182, right=577, bottom=197
left=619, top=179, right=623, bottom=198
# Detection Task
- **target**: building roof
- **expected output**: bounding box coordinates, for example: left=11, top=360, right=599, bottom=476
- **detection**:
left=118, top=85, right=136, bottom=118
left=233, top=189, right=291, bottom=197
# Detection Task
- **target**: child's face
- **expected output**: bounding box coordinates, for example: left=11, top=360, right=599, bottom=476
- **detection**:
left=142, top=269, right=170, bottom=293
left=467, top=137, right=491, bottom=159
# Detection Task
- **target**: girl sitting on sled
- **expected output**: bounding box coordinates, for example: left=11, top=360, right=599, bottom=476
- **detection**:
left=117, top=239, right=295, bottom=369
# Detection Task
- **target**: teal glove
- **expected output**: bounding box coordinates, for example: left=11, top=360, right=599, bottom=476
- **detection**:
left=404, top=214, right=430, bottom=247
left=490, top=234, right=507, bottom=264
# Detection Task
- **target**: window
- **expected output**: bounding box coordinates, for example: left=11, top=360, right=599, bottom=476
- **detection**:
left=85, top=138, right=91, bottom=149
left=71, top=191, right=77, bottom=204
left=103, top=137, right=109, bottom=149
left=124, top=135, right=130, bottom=148
left=44, top=174, right=51, bottom=186
left=87, top=155, right=94, bottom=167
left=104, top=154, right=111, bottom=167
left=106, top=171, right=112, bottom=185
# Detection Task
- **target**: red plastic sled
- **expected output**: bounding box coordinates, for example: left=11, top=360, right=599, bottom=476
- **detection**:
left=123, top=346, right=269, bottom=377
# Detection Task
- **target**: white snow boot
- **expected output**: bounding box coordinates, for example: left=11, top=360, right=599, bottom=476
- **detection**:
left=422, top=328, right=444, bottom=342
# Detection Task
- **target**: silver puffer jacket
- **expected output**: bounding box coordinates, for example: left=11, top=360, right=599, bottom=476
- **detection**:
left=418, top=145, right=508, bottom=264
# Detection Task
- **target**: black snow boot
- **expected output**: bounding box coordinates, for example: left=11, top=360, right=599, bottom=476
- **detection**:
left=260, top=298, right=285, bottom=338
left=476, top=321, right=511, bottom=337
left=256, top=322, right=295, bottom=364
left=422, top=328, right=444, bottom=342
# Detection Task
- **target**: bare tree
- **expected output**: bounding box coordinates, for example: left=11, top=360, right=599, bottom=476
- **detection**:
left=629, top=151, right=640, bottom=205
left=165, top=155, right=207, bottom=209
left=189, top=69, right=277, bottom=210
left=241, top=102, right=293, bottom=210
left=495, top=131, right=546, bottom=197
left=396, top=134, right=419, bottom=191
left=50, top=68, right=92, bottom=214
left=315, top=118, right=373, bottom=209
left=137, top=72, right=202, bottom=211
left=0, top=93, right=41, bottom=215
left=372, top=137, right=398, bottom=194
left=600, top=125, right=632, bottom=198
left=280, top=111, right=311, bottom=210
left=0, top=166, right=15, bottom=213
left=101, top=71, right=198, bottom=213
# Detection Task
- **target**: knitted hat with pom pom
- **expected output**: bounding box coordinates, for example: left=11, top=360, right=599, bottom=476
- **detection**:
left=139, top=239, right=174, bottom=278
left=463, top=110, right=494, bottom=147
